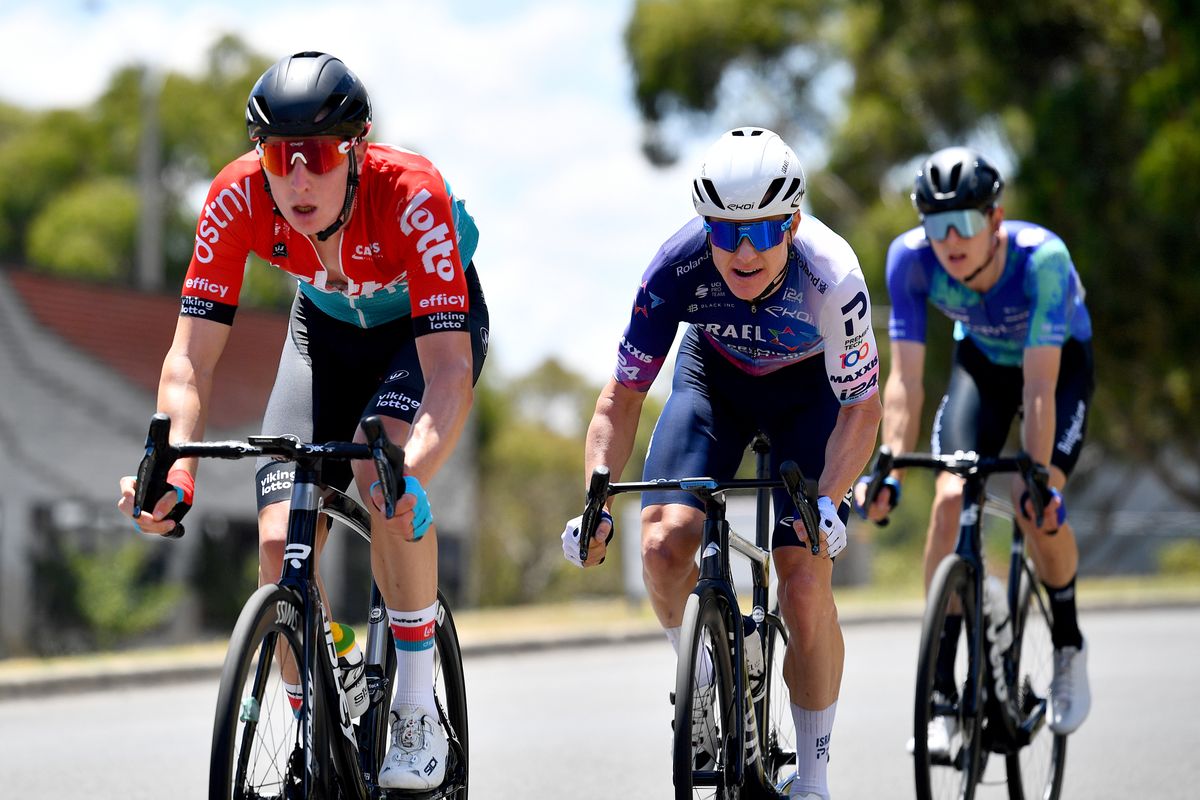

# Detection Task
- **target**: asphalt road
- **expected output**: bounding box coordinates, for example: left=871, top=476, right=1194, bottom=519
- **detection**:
left=1, top=606, right=1196, bottom=798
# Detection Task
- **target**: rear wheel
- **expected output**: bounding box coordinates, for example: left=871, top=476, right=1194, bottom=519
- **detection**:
left=673, top=589, right=739, bottom=800
left=756, top=611, right=795, bottom=793
left=1004, top=563, right=1067, bottom=800
left=914, top=556, right=985, bottom=800
left=369, top=589, right=469, bottom=798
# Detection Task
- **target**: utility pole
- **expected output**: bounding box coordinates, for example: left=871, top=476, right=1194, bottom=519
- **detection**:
left=135, top=67, right=164, bottom=291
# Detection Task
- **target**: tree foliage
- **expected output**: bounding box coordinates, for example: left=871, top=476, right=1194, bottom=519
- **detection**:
left=473, top=359, right=661, bottom=606
left=0, top=36, right=288, bottom=306
left=626, top=0, right=1200, bottom=504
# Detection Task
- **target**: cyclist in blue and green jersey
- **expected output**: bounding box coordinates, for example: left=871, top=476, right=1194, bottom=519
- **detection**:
left=856, top=148, right=1093, bottom=755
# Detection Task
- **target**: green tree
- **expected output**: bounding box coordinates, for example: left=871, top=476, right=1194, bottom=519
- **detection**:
left=626, top=0, right=1200, bottom=505
left=2, top=36, right=292, bottom=309
left=473, top=360, right=661, bottom=606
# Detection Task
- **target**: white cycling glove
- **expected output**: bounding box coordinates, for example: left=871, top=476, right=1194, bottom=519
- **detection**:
left=816, top=496, right=848, bottom=558
left=560, top=510, right=613, bottom=568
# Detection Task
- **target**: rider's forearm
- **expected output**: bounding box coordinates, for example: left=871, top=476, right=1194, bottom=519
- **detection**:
left=820, top=395, right=882, bottom=502
left=402, top=361, right=474, bottom=486
left=1021, top=379, right=1057, bottom=467
left=881, top=369, right=924, bottom=479
left=584, top=379, right=644, bottom=495
left=156, top=349, right=216, bottom=476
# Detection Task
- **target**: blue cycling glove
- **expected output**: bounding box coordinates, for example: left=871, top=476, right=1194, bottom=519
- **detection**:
left=405, top=476, right=433, bottom=540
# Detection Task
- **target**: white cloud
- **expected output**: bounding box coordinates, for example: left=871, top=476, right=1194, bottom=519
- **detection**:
left=0, top=0, right=711, bottom=385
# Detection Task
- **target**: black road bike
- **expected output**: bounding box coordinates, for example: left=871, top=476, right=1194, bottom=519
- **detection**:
left=862, top=446, right=1067, bottom=800
left=580, top=433, right=822, bottom=800
left=133, top=413, right=468, bottom=800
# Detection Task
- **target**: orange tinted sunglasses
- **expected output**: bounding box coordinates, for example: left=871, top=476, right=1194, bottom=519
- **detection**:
left=257, top=138, right=353, bottom=176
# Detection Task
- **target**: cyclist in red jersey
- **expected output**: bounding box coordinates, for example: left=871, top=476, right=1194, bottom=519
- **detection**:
left=118, top=52, right=487, bottom=791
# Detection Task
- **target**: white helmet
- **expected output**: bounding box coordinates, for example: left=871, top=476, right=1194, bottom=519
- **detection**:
left=692, top=127, right=806, bottom=220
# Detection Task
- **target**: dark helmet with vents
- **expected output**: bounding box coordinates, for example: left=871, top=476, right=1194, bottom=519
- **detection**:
left=246, top=51, right=371, bottom=140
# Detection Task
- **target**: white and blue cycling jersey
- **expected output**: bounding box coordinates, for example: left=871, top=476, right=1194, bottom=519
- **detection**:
left=614, top=214, right=880, bottom=406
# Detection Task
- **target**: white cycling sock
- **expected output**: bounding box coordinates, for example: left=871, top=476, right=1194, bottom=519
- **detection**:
left=387, top=600, right=438, bottom=713
left=790, top=701, right=836, bottom=798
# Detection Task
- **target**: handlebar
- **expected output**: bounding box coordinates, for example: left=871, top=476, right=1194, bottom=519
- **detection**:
left=131, top=413, right=407, bottom=539
left=577, top=463, right=823, bottom=562
left=862, top=446, right=1053, bottom=527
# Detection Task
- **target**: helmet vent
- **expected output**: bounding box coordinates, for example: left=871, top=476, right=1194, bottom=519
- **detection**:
left=759, top=177, right=785, bottom=209
left=313, top=94, right=346, bottom=125
left=699, top=178, right=725, bottom=212
left=784, top=177, right=803, bottom=202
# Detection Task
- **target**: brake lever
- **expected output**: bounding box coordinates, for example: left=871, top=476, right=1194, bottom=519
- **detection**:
left=864, top=446, right=895, bottom=526
left=579, top=467, right=612, bottom=564
left=1016, top=451, right=1050, bottom=528
left=780, top=460, right=821, bottom=556
left=132, top=413, right=186, bottom=539
left=361, top=416, right=406, bottom=519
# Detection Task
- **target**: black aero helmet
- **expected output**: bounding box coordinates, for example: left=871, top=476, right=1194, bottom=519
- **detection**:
left=912, top=147, right=1004, bottom=215
left=246, top=51, right=371, bottom=140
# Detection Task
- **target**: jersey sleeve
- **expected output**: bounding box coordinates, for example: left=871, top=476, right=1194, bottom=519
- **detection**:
left=885, top=232, right=929, bottom=344
left=180, top=162, right=258, bottom=325
left=1023, top=237, right=1075, bottom=349
left=821, top=271, right=881, bottom=406
left=395, top=167, right=471, bottom=337
left=613, top=260, right=680, bottom=392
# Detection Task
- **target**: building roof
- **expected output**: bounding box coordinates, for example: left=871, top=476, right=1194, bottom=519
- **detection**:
left=8, top=269, right=287, bottom=430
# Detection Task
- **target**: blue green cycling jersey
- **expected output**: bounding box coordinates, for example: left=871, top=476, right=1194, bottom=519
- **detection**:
left=885, top=220, right=1092, bottom=366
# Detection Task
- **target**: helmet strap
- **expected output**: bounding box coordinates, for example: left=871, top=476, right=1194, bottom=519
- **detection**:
left=749, top=251, right=791, bottom=305
left=960, top=228, right=1001, bottom=286
left=316, top=147, right=360, bottom=242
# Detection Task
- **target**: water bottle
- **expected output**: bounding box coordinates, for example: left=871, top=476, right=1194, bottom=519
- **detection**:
left=983, top=576, right=1014, bottom=653
left=332, top=622, right=369, bottom=718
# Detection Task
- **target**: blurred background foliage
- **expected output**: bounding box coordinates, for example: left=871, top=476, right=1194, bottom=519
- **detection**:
left=1, top=3, right=1197, bottom=625
left=627, top=0, right=1200, bottom=511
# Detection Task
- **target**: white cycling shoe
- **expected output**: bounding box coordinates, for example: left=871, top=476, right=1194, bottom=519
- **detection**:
left=379, top=704, right=448, bottom=791
left=906, top=692, right=958, bottom=760
left=1049, top=640, right=1091, bottom=734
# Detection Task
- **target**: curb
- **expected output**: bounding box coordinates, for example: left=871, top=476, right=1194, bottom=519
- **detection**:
left=2, top=596, right=1196, bottom=701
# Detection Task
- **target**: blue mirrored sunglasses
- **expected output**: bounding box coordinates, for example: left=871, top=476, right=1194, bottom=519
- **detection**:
left=704, top=217, right=792, bottom=252
left=922, top=209, right=989, bottom=241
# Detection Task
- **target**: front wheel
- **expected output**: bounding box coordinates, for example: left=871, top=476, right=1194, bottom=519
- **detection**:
left=914, top=556, right=985, bottom=800
left=673, top=589, right=739, bottom=800
left=210, top=584, right=326, bottom=800
left=1004, top=564, right=1067, bottom=800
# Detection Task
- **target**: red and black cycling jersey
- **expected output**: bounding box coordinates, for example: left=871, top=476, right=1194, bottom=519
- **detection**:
left=180, top=143, right=480, bottom=334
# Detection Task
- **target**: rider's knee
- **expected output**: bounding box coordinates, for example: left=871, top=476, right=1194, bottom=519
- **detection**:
left=777, top=569, right=836, bottom=648
left=640, top=508, right=700, bottom=583
left=258, top=502, right=289, bottom=565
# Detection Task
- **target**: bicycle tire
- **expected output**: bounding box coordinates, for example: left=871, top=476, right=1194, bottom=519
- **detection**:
left=210, top=584, right=330, bottom=800
left=674, top=589, right=739, bottom=800
left=1004, top=565, right=1067, bottom=800
left=756, top=611, right=795, bottom=793
left=914, top=555, right=986, bottom=800
left=368, top=589, right=469, bottom=799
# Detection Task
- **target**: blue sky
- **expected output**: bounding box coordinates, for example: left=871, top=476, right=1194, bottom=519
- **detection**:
left=0, top=0, right=728, bottom=384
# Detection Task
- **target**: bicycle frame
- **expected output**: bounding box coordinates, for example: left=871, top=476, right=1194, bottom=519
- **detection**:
left=864, top=447, right=1054, bottom=754
left=581, top=435, right=820, bottom=796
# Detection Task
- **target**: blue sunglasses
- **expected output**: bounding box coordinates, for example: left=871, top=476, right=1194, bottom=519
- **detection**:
left=704, top=217, right=792, bottom=252
left=922, top=209, right=989, bottom=241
